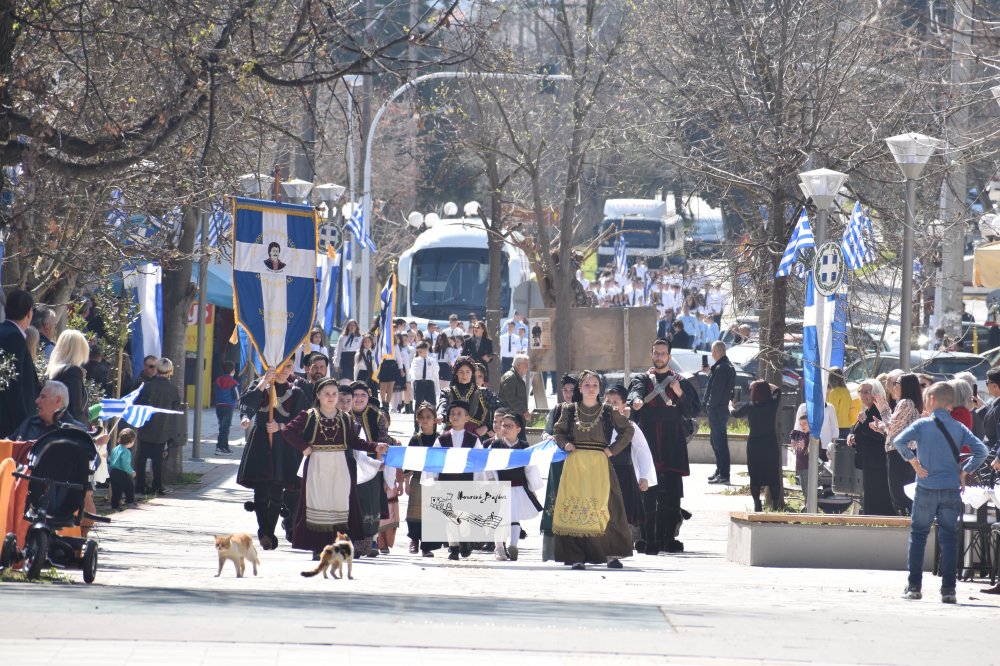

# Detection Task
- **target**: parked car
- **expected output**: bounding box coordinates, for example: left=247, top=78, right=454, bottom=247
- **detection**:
left=844, top=351, right=991, bottom=396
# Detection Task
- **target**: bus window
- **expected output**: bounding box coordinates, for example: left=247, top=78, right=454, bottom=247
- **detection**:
left=409, top=248, right=510, bottom=321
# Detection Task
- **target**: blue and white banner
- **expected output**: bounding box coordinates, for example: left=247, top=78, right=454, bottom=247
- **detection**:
left=347, top=205, right=377, bottom=253
left=614, top=233, right=628, bottom=280
left=316, top=247, right=338, bottom=333
left=776, top=209, right=815, bottom=278
left=123, top=263, right=162, bottom=380
left=341, top=240, right=352, bottom=321
left=383, top=438, right=567, bottom=473
left=841, top=202, right=875, bottom=270
left=99, top=386, right=183, bottom=429
left=374, top=273, right=396, bottom=371
left=232, top=197, right=318, bottom=369
left=803, top=271, right=836, bottom=434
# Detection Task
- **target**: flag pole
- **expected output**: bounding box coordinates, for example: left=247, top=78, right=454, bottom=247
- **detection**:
left=191, top=208, right=209, bottom=462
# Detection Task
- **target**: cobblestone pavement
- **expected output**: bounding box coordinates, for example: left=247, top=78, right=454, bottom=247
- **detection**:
left=2, top=408, right=999, bottom=665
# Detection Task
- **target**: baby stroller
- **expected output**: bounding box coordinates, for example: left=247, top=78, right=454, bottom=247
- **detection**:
left=0, top=426, right=110, bottom=582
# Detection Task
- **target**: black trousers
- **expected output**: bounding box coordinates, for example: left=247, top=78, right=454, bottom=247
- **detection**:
left=887, top=450, right=915, bottom=516
left=135, top=440, right=165, bottom=493
left=110, top=468, right=135, bottom=508
left=412, top=380, right=437, bottom=425
left=641, top=473, right=684, bottom=550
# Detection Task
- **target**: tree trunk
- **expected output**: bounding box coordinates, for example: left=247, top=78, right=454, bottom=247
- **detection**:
left=160, top=205, right=200, bottom=482
left=758, top=193, right=788, bottom=389
left=484, top=156, right=504, bottom=385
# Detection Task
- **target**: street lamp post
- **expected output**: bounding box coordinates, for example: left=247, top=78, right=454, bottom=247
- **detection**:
left=798, top=167, right=848, bottom=514
left=359, top=70, right=572, bottom=327
left=885, top=133, right=942, bottom=371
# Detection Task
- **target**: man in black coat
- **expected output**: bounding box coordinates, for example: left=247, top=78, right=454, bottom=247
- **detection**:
left=703, top=341, right=737, bottom=485
left=627, top=338, right=700, bottom=555
left=670, top=320, right=693, bottom=350
left=0, top=289, right=39, bottom=438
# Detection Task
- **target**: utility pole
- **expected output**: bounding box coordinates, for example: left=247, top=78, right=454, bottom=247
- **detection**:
left=935, top=0, right=971, bottom=344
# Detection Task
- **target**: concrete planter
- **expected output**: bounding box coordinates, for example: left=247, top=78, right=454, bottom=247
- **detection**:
left=689, top=433, right=748, bottom=465
left=727, top=512, right=934, bottom=571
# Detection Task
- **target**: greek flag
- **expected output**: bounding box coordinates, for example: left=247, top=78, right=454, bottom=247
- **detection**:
left=98, top=386, right=183, bottom=428
left=802, top=271, right=836, bottom=434
left=614, top=233, right=628, bottom=280
left=348, top=206, right=377, bottom=253
left=383, top=438, right=567, bottom=473
left=315, top=246, right=339, bottom=333
left=232, top=197, right=318, bottom=369
left=841, top=202, right=874, bottom=270
left=341, top=240, right=352, bottom=321
left=776, top=209, right=814, bottom=278
left=196, top=201, right=233, bottom=248
left=374, top=273, right=396, bottom=371
left=123, top=263, right=162, bottom=381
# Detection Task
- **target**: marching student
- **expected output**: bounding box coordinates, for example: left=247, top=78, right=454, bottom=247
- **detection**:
left=405, top=402, right=439, bottom=556
left=486, top=412, right=543, bottom=561
left=409, top=341, right=439, bottom=431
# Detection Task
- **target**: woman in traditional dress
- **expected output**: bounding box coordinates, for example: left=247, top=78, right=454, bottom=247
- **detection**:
left=237, top=363, right=309, bottom=550
left=551, top=370, right=634, bottom=569
left=348, top=380, right=390, bottom=556
left=730, top=380, right=784, bottom=512
left=405, top=402, right=439, bottom=556
left=436, top=356, right=494, bottom=438
left=487, top=412, right=543, bottom=562
left=540, top=375, right=580, bottom=561
left=282, top=378, right=387, bottom=557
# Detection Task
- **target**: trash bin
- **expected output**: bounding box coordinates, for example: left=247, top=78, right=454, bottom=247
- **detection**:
left=831, top=441, right=862, bottom=496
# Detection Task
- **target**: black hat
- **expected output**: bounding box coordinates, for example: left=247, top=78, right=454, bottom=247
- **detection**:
left=313, top=377, right=337, bottom=400
left=349, top=381, right=371, bottom=395
left=447, top=400, right=471, bottom=415
left=606, top=383, right=628, bottom=400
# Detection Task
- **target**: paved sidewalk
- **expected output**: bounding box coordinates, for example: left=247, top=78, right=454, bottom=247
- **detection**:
left=4, top=408, right=1000, bottom=665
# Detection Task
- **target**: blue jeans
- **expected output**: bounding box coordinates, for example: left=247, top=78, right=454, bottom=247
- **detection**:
left=707, top=409, right=730, bottom=478
left=216, top=406, right=234, bottom=451
left=908, top=486, right=962, bottom=592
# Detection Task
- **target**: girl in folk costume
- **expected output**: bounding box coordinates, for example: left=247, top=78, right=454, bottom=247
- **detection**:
left=423, top=400, right=484, bottom=560
left=605, top=384, right=657, bottom=558
left=551, top=370, right=635, bottom=570
left=348, top=380, right=391, bottom=557
left=436, top=356, right=494, bottom=438
left=282, top=378, right=387, bottom=557
left=405, top=402, right=439, bottom=556
left=486, top=412, right=544, bottom=562
left=540, top=375, right=582, bottom=562
left=474, top=363, right=502, bottom=426
left=237, top=363, right=310, bottom=551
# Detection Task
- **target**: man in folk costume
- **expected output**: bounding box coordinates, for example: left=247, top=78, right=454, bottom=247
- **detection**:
left=627, top=339, right=700, bottom=555
left=436, top=356, right=493, bottom=437
left=238, top=362, right=310, bottom=551
left=282, top=378, right=388, bottom=558
left=348, top=380, right=390, bottom=557
left=423, top=400, right=484, bottom=560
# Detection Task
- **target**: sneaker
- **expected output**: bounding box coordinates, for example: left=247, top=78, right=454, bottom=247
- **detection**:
left=215, top=449, right=229, bottom=456
left=941, top=591, right=957, bottom=604
left=379, top=547, right=390, bottom=555
left=902, top=586, right=922, bottom=600
left=708, top=472, right=720, bottom=482
left=708, top=477, right=730, bottom=485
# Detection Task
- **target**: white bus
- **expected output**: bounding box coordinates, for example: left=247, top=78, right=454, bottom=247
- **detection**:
left=597, top=198, right=685, bottom=268
left=396, top=215, right=540, bottom=328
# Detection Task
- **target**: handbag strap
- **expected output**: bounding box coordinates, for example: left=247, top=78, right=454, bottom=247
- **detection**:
left=931, top=416, right=962, bottom=466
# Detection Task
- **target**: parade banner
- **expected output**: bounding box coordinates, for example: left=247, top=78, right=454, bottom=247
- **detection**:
left=232, top=197, right=318, bottom=370
left=123, top=262, right=163, bottom=380
left=383, top=438, right=566, bottom=474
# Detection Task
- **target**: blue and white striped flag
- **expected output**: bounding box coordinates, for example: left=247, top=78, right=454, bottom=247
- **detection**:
left=123, top=263, right=162, bottom=381
left=841, top=202, right=875, bottom=270
left=315, top=246, right=338, bottom=333
left=776, top=209, right=815, bottom=278
left=347, top=206, right=377, bottom=253
left=383, top=437, right=567, bottom=473
left=374, top=273, right=396, bottom=372
left=341, top=239, right=352, bottom=321
left=98, top=386, right=183, bottom=428
left=614, top=233, right=628, bottom=280
left=802, top=270, right=836, bottom=435
left=196, top=201, right=233, bottom=248
left=233, top=197, right=318, bottom=369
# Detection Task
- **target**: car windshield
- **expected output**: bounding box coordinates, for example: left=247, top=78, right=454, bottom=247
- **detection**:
left=690, top=217, right=724, bottom=242
left=600, top=218, right=661, bottom=248
left=408, top=248, right=510, bottom=320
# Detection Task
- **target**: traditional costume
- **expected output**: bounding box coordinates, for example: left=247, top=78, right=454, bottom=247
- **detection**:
left=627, top=369, right=699, bottom=554
left=351, top=394, right=390, bottom=556
left=237, top=379, right=309, bottom=549
left=405, top=428, right=437, bottom=554
left=422, top=413, right=483, bottom=558
left=486, top=433, right=543, bottom=560
left=551, top=401, right=634, bottom=566
left=437, top=357, right=494, bottom=436
left=282, top=402, right=378, bottom=552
